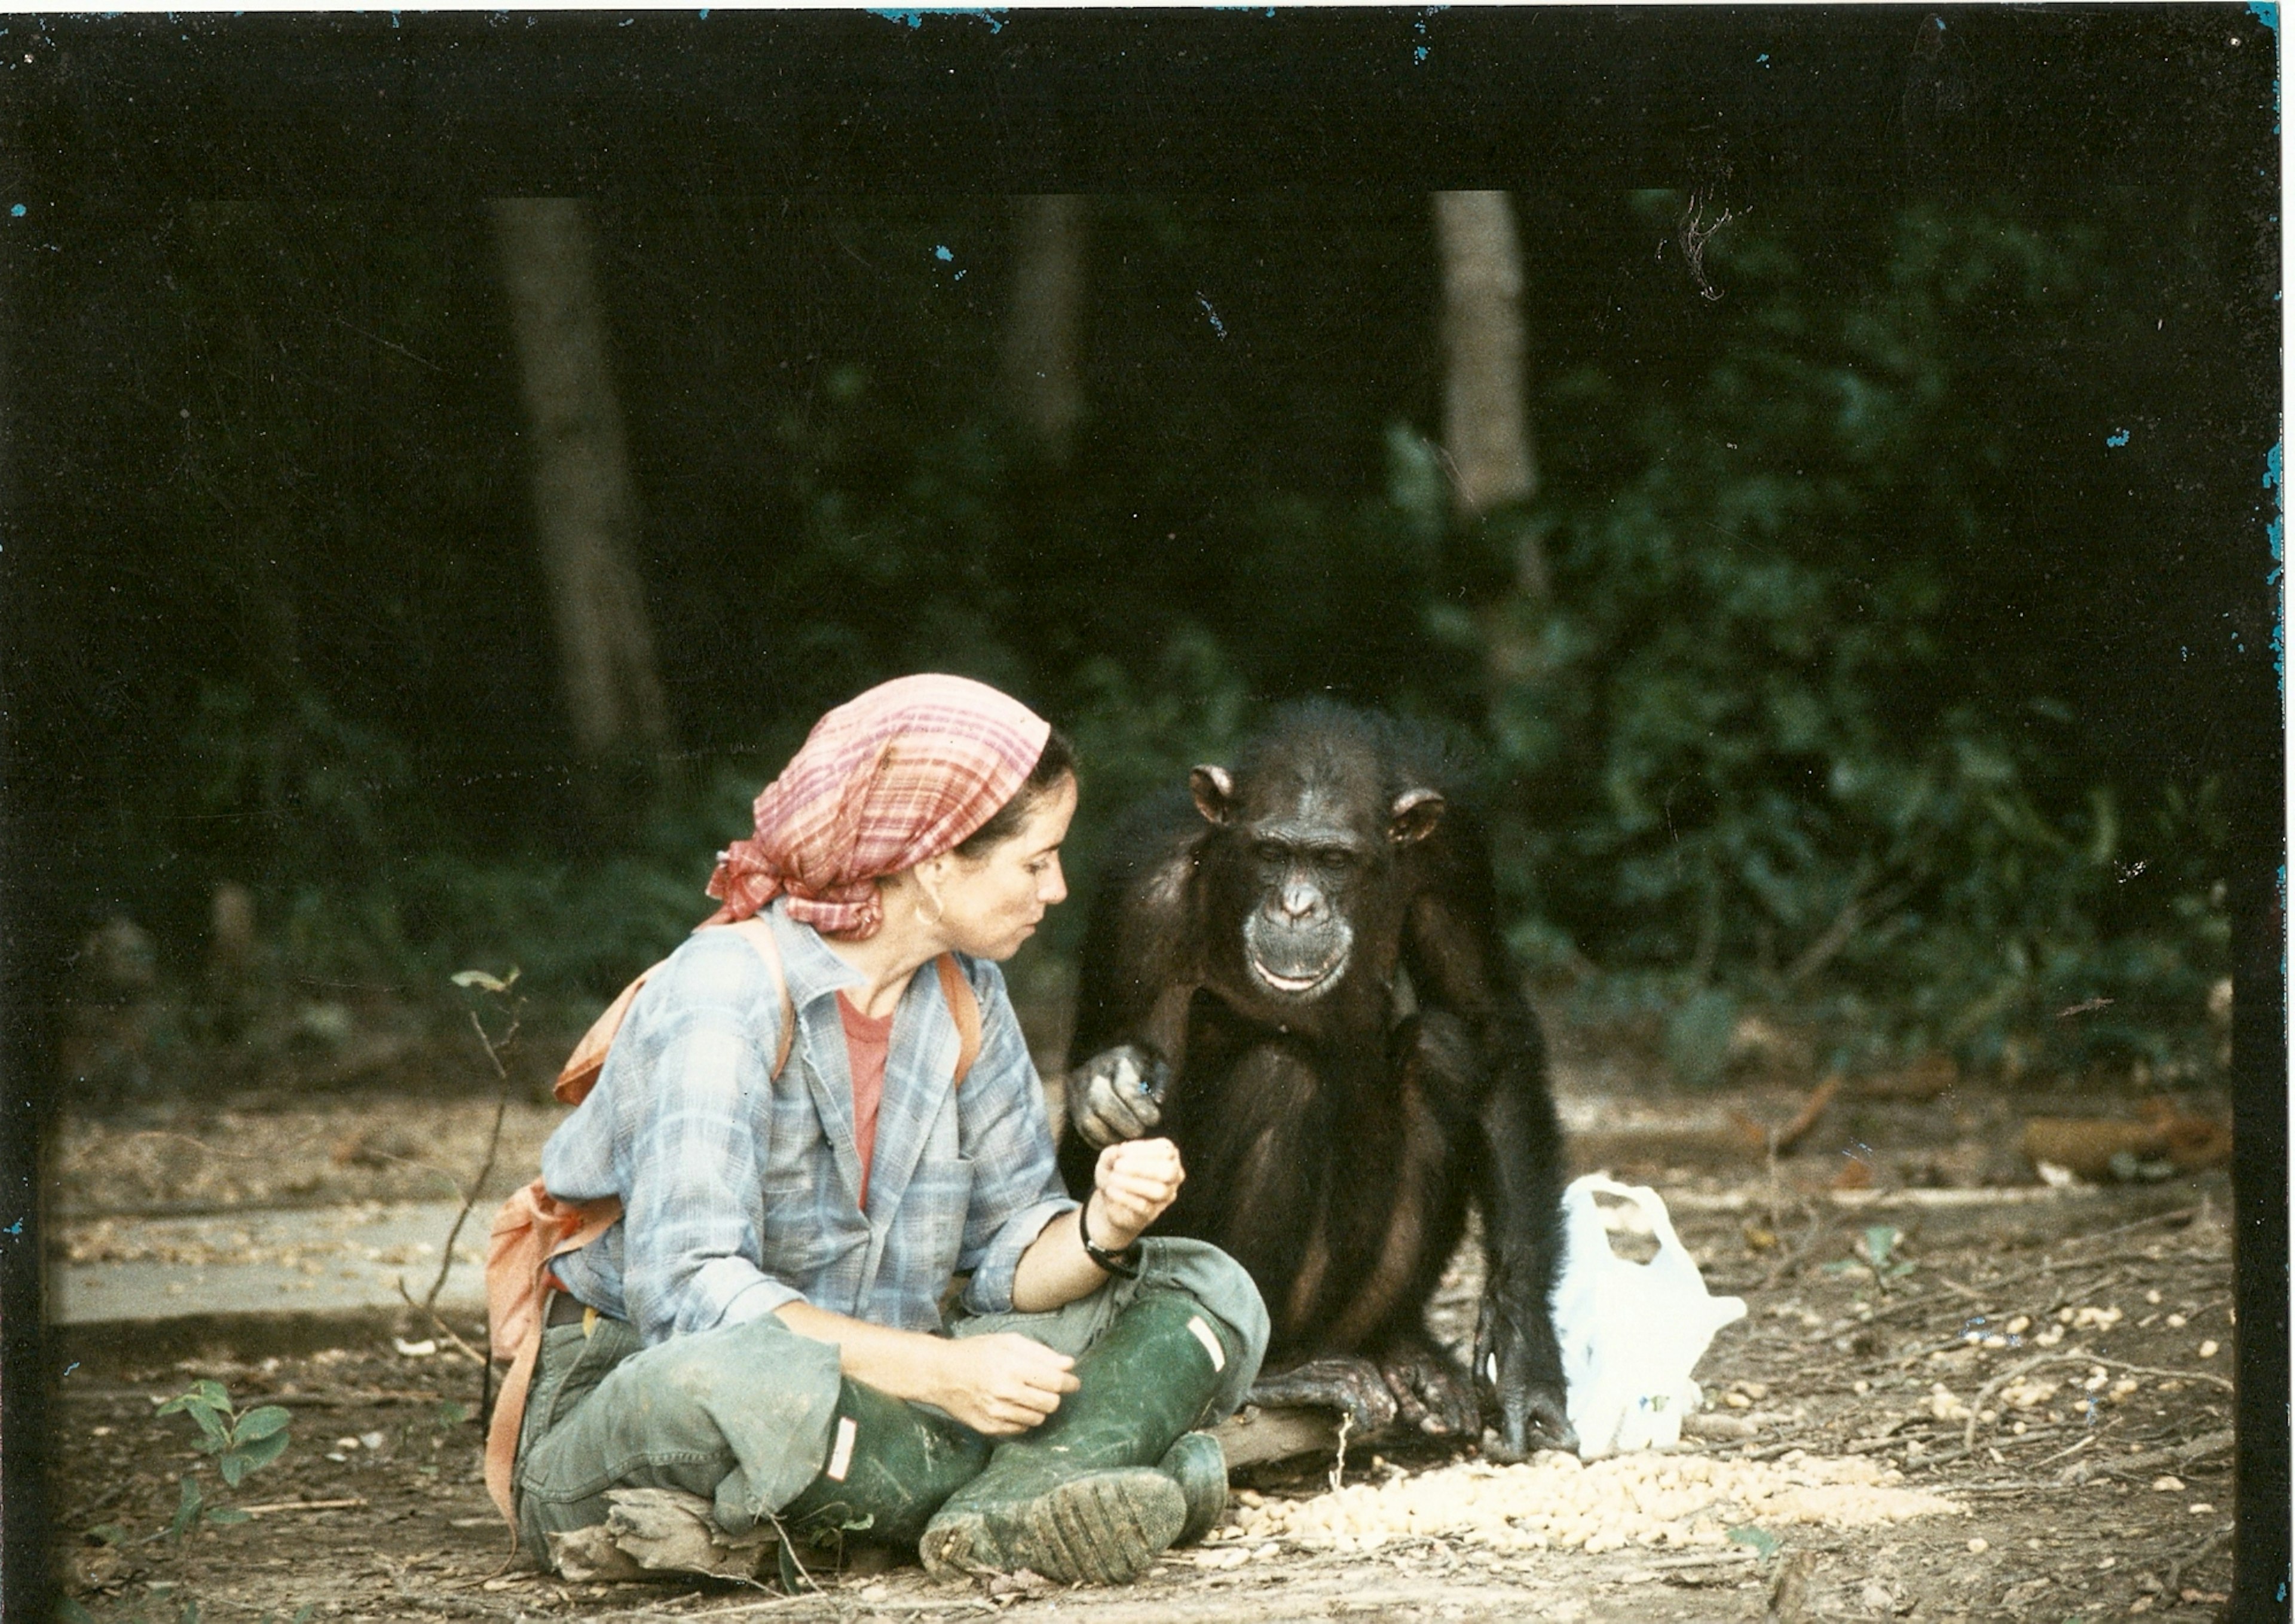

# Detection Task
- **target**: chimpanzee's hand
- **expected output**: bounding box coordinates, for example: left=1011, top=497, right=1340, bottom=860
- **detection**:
left=1473, top=1290, right=1575, bottom=1462
left=1067, top=1044, right=1169, bottom=1149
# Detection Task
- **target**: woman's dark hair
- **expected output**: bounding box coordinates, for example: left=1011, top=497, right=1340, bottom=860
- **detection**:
left=954, top=727, right=1076, bottom=857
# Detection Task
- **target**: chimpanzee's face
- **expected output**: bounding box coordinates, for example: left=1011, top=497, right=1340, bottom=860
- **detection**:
left=1191, top=764, right=1445, bottom=1004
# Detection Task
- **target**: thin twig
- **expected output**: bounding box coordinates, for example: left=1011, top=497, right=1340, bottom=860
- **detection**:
left=1761, top=1209, right=1828, bottom=1290
left=393, top=1274, right=489, bottom=1367
left=1783, top=876, right=1912, bottom=988
left=2167, top=1525, right=2233, bottom=1594
left=2083, top=1354, right=2233, bottom=1392
left=422, top=1001, right=522, bottom=1316
left=2053, top=1203, right=2207, bottom=1251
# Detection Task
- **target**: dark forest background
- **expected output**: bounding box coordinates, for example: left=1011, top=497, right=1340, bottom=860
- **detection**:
left=6, top=10, right=2279, bottom=1100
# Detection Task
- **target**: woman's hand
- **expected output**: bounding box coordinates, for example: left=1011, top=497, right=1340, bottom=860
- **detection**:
left=1008, top=1137, right=1188, bottom=1313
left=930, top=1332, right=1080, bottom=1435
left=1088, top=1136, right=1185, bottom=1251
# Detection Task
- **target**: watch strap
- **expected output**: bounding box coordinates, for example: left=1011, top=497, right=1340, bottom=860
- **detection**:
left=1078, top=1202, right=1142, bottom=1279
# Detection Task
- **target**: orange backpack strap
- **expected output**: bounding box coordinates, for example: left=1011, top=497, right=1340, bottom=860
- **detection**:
left=553, top=917, right=798, bottom=1105
left=555, top=973, right=652, bottom=1105
left=727, top=917, right=797, bottom=1080
left=934, top=953, right=982, bottom=1087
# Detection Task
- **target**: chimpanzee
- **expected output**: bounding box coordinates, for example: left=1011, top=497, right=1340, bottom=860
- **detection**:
left=1060, top=702, right=1573, bottom=1460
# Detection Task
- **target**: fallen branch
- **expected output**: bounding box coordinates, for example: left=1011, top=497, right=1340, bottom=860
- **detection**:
left=2059, top=1428, right=2233, bottom=1487
left=239, top=1497, right=368, bottom=1515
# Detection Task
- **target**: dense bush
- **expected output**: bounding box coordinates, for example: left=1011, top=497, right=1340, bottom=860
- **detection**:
left=1480, top=200, right=2229, bottom=1081
left=35, top=193, right=2237, bottom=1085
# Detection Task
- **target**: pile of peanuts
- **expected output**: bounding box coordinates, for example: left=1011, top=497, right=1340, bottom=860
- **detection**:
left=1219, top=1451, right=1962, bottom=1556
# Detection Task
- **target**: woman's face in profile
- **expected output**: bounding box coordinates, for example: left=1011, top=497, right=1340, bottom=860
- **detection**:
left=937, top=774, right=1078, bottom=961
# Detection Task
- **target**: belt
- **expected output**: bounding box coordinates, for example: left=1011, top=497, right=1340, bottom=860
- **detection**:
left=547, top=1292, right=598, bottom=1329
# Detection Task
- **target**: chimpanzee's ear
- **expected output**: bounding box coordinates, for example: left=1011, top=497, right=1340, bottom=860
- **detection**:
left=1388, top=788, right=1447, bottom=844
left=1189, top=766, right=1237, bottom=825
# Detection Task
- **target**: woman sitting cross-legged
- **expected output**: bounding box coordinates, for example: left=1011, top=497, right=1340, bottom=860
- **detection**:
left=507, top=674, right=1270, bottom=1585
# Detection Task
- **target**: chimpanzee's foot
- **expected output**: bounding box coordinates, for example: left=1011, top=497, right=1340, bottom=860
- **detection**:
left=1246, top=1357, right=1399, bottom=1437
left=1376, top=1338, right=1480, bottom=1438
left=1482, top=1380, right=1574, bottom=1463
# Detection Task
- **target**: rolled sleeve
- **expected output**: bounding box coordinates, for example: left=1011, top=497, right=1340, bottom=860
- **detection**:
left=952, top=962, right=1080, bottom=1316
left=961, top=1197, right=1077, bottom=1316
left=717, top=1273, right=807, bottom=1326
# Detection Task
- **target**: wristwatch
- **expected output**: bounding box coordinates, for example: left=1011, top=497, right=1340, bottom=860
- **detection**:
left=1078, top=1201, right=1142, bottom=1279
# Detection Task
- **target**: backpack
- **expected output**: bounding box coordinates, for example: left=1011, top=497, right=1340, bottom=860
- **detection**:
left=480, top=917, right=983, bottom=1526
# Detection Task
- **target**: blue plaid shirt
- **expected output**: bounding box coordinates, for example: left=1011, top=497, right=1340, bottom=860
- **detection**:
left=541, top=904, right=1078, bottom=1346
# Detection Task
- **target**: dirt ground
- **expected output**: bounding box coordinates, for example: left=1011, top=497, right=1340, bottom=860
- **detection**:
left=47, top=1051, right=2239, bottom=1624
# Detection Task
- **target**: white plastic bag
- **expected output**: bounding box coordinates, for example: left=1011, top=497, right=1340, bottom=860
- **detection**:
left=1549, top=1173, right=1747, bottom=1458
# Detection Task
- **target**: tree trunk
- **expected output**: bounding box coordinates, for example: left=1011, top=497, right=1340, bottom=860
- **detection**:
left=1433, top=191, right=1538, bottom=527
left=999, top=195, right=1087, bottom=464
left=490, top=198, right=670, bottom=796
left=1436, top=190, right=1552, bottom=710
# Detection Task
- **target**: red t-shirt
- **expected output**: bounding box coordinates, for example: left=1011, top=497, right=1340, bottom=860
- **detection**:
left=837, top=993, right=895, bottom=1207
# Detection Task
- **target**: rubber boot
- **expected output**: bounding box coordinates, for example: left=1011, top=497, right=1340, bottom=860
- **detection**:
left=1159, top=1430, right=1229, bottom=1547
left=919, top=1293, right=1242, bottom=1584
left=774, top=1377, right=992, bottom=1576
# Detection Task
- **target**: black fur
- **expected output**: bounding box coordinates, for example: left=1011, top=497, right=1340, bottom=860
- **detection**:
left=1062, top=701, right=1574, bottom=1457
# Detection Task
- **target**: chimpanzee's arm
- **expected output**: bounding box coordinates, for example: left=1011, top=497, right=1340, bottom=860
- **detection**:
left=1067, top=794, right=1207, bottom=1067
left=1400, top=819, right=1575, bottom=1457
left=1061, top=793, right=1207, bottom=1182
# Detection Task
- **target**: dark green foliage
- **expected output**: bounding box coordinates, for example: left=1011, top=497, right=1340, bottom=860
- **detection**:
left=22, top=191, right=2242, bottom=1083
left=1488, top=198, right=2230, bottom=1078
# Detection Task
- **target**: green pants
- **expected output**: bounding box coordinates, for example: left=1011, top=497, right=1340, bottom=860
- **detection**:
left=513, top=1237, right=1269, bottom=1563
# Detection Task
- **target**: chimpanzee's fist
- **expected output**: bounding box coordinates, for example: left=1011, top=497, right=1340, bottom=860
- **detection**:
left=1066, top=1044, right=1169, bottom=1149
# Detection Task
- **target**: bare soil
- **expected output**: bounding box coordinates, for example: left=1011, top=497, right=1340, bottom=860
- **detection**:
left=48, top=1055, right=2238, bottom=1624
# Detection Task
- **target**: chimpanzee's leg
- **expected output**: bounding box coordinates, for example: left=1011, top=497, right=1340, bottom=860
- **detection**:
left=1159, top=1037, right=1329, bottom=1315
left=1231, top=1026, right=1482, bottom=1440
left=1344, top=1008, right=1483, bottom=1440
left=1162, top=1038, right=1402, bottom=1438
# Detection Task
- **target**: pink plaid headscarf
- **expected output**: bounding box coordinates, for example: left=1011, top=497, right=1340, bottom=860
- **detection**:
left=704, top=674, right=1054, bottom=939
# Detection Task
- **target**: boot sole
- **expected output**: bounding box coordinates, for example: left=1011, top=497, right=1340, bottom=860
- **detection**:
left=920, top=1468, right=1186, bottom=1586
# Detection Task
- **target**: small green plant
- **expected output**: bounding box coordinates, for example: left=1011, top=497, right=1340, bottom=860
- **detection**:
left=149, top=1380, right=292, bottom=1542
left=1824, top=1224, right=1917, bottom=1293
